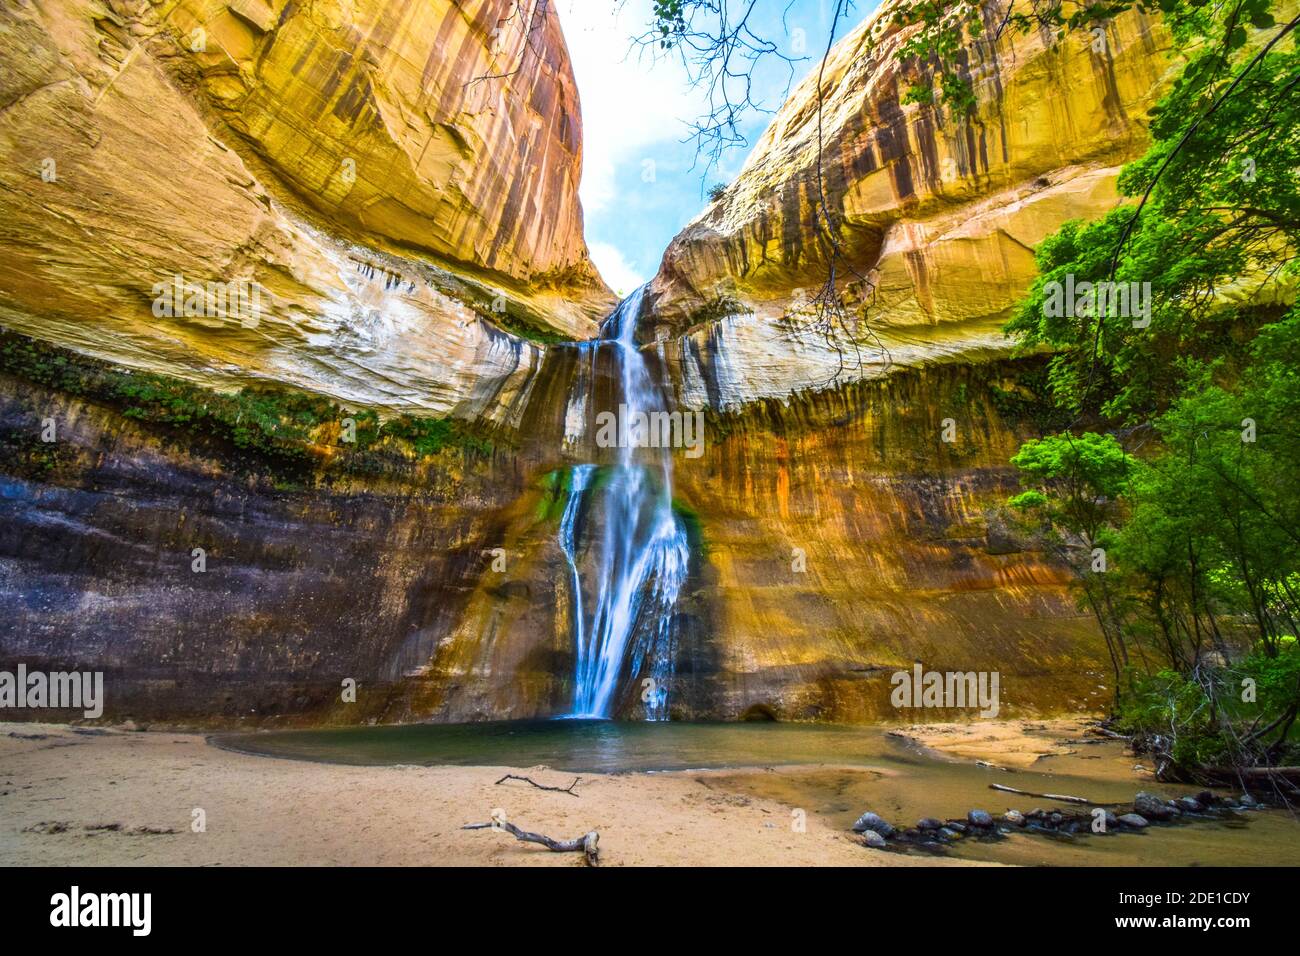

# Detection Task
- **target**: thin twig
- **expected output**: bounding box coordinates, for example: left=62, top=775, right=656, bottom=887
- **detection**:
left=495, top=773, right=582, bottom=796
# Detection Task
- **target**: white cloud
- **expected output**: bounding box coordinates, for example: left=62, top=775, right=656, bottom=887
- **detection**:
left=587, top=241, right=645, bottom=297
left=558, top=0, right=707, bottom=215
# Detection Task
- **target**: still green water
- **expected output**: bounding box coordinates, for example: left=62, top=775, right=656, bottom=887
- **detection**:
left=218, top=719, right=907, bottom=772
left=216, top=720, right=1300, bottom=866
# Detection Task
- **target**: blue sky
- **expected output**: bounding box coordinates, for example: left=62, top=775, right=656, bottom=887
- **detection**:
left=559, top=0, right=879, bottom=296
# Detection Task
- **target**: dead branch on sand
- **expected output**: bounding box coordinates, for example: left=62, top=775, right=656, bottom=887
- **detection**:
left=463, top=819, right=600, bottom=866
left=494, top=773, right=581, bottom=796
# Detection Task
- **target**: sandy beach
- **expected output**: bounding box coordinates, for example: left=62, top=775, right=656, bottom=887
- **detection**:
left=894, top=718, right=1111, bottom=768
left=8, top=717, right=1296, bottom=868
left=0, top=722, right=997, bottom=867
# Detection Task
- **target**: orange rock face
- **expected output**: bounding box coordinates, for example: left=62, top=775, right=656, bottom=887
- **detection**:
left=0, top=0, right=611, bottom=415
left=171, top=0, right=599, bottom=288
left=649, top=0, right=1177, bottom=408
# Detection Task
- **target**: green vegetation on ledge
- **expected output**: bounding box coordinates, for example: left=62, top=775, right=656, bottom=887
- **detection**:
left=0, top=328, right=495, bottom=484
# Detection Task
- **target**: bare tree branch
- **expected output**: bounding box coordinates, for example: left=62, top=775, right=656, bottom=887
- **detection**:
left=495, top=773, right=582, bottom=796
left=629, top=0, right=805, bottom=176
left=463, top=819, right=601, bottom=865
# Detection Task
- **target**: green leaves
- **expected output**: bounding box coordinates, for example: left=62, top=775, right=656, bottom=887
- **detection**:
left=1012, top=432, right=1131, bottom=496
left=1007, top=18, right=1299, bottom=425
left=1001, top=1, right=1300, bottom=723
left=1009, top=431, right=1132, bottom=542
left=650, top=0, right=687, bottom=45
left=1008, top=489, right=1049, bottom=511
left=892, top=0, right=989, bottom=114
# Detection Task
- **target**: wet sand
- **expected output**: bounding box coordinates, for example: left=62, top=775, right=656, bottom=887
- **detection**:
left=4, top=719, right=1296, bottom=867
left=0, top=723, right=977, bottom=867
left=892, top=717, right=1110, bottom=768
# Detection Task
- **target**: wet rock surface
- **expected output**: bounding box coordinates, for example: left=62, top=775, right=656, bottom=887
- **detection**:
left=850, top=790, right=1267, bottom=855
left=851, top=812, right=897, bottom=838
left=1135, top=791, right=1179, bottom=821
left=0, top=376, right=581, bottom=725
left=667, top=357, right=1110, bottom=721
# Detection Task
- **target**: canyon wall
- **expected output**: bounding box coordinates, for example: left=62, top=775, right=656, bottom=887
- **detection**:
left=663, top=359, right=1109, bottom=722
left=0, top=348, right=1106, bottom=725
left=0, top=367, right=544, bottom=725
left=629, top=0, right=1190, bottom=715
left=0, top=0, right=612, bottom=418
left=0, top=0, right=1173, bottom=726
left=649, top=0, right=1175, bottom=409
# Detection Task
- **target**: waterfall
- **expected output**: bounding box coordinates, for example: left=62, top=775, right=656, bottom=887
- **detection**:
left=558, top=462, right=594, bottom=696
left=560, top=286, right=689, bottom=720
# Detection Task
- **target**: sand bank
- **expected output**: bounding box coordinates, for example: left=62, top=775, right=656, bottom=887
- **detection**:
left=0, top=723, right=980, bottom=867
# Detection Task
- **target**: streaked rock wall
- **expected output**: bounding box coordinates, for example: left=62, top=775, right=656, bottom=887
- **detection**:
left=0, top=354, right=1108, bottom=725
left=0, top=0, right=611, bottom=418
left=648, top=0, right=1175, bottom=408
left=665, top=359, right=1108, bottom=721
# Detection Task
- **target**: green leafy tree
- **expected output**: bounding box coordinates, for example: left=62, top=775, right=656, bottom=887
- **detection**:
left=1000, top=0, right=1300, bottom=775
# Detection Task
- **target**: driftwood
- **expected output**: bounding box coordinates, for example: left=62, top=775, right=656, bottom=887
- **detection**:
left=1086, top=725, right=1132, bottom=741
left=1202, top=766, right=1300, bottom=785
left=989, top=783, right=1122, bottom=806
left=494, top=773, right=581, bottom=796
left=463, top=820, right=600, bottom=866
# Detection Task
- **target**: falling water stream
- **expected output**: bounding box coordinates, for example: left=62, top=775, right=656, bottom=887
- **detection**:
left=559, top=286, right=689, bottom=719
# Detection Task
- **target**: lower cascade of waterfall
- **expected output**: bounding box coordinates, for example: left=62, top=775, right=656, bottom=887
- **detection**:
left=558, top=286, right=689, bottom=720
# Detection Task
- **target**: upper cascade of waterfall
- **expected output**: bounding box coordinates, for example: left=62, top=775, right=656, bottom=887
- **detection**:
left=599, top=285, right=644, bottom=346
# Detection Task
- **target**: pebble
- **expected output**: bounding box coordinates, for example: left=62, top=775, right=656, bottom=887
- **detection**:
left=1134, top=791, right=1177, bottom=820
left=862, top=830, right=888, bottom=849
left=916, top=817, right=943, bottom=831
left=851, top=811, right=896, bottom=838
left=967, top=809, right=994, bottom=828
left=1002, top=810, right=1026, bottom=826
left=1118, top=813, right=1149, bottom=828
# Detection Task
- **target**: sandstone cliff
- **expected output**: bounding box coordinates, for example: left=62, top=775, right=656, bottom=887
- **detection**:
left=0, top=349, right=1106, bottom=724
left=0, top=0, right=612, bottom=417
left=1, top=0, right=1178, bottom=727
left=649, top=0, right=1175, bottom=409
left=168, top=0, right=594, bottom=287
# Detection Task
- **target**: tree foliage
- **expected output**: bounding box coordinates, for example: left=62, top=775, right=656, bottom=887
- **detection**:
left=994, top=0, right=1300, bottom=777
